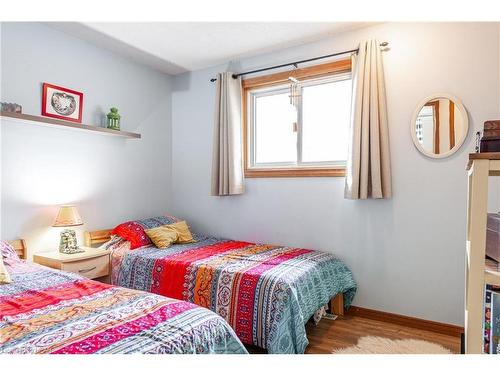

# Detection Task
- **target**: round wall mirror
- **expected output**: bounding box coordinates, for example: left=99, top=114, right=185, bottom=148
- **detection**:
left=411, top=93, right=469, bottom=158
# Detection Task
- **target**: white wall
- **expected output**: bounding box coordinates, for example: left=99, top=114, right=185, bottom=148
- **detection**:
left=0, top=24, right=3, bottom=241
left=1, top=23, right=172, bottom=257
left=171, top=22, right=500, bottom=325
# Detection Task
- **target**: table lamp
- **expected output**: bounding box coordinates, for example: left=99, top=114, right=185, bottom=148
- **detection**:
left=53, top=205, right=84, bottom=254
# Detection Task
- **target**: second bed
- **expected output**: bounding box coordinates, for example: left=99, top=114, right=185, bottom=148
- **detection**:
left=89, top=215, right=357, bottom=354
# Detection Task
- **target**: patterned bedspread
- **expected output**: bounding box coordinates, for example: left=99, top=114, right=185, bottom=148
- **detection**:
left=0, top=258, right=247, bottom=354
left=108, top=233, right=357, bottom=354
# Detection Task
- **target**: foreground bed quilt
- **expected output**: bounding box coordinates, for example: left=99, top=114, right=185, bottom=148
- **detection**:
left=0, top=258, right=247, bottom=354
left=107, top=229, right=357, bottom=354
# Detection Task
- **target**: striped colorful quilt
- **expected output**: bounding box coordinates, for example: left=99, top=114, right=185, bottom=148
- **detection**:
left=0, top=258, right=247, bottom=354
left=107, top=232, right=357, bottom=354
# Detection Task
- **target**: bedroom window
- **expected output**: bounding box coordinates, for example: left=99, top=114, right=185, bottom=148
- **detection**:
left=243, top=58, right=352, bottom=177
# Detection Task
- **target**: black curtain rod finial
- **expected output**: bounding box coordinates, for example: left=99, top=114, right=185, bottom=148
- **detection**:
left=210, top=74, right=239, bottom=81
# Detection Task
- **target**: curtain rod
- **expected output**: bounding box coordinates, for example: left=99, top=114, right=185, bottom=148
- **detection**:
left=209, top=42, right=388, bottom=82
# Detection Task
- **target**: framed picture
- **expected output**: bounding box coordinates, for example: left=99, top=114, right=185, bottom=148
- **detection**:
left=42, top=83, right=83, bottom=123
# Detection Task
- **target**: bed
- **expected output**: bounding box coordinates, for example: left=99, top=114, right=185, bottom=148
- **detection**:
left=87, top=216, right=357, bottom=354
left=0, top=239, right=247, bottom=354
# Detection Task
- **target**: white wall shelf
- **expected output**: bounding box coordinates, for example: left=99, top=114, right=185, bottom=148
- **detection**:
left=0, top=111, right=141, bottom=139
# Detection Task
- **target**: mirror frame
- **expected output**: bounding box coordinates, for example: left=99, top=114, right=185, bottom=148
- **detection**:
left=410, top=93, right=469, bottom=159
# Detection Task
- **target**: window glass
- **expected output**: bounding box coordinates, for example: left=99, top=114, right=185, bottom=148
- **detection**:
left=254, top=92, right=297, bottom=164
left=301, top=79, right=351, bottom=163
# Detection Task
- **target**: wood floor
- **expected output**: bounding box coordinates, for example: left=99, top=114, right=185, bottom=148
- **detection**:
left=247, top=314, right=461, bottom=354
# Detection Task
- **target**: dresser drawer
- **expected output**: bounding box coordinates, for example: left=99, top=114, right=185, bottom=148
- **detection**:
left=61, top=254, right=109, bottom=279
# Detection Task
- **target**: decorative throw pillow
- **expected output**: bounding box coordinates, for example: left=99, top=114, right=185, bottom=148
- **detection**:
left=1, top=240, right=19, bottom=262
left=111, top=221, right=152, bottom=250
left=144, top=227, right=179, bottom=249
left=0, top=256, right=11, bottom=284
left=162, top=221, right=196, bottom=244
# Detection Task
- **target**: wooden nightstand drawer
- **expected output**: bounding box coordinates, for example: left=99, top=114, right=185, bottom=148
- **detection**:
left=61, top=254, right=109, bottom=279
left=33, top=247, right=111, bottom=282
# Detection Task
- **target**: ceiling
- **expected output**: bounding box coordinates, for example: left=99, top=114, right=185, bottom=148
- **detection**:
left=49, top=22, right=374, bottom=75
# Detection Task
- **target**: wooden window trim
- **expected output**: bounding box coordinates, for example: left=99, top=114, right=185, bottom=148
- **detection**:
left=242, top=58, right=351, bottom=89
left=245, top=168, right=346, bottom=178
left=242, top=58, right=351, bottom=178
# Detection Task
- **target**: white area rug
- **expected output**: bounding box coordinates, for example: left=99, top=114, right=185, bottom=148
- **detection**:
left=334, top=336, right=452, bottom=354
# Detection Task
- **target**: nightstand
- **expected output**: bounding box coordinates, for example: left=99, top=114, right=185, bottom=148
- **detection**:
left=33, top=247, right=111, bottom=283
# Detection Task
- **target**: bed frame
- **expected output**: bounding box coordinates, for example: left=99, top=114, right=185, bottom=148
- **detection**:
left=8, top=239, right=27, bottom=260
left=84, top=229, right=112, bottom=247
left=84, top=229, right=344, bottom=315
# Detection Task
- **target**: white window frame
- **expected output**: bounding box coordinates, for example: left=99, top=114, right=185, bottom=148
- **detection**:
left=247, top=72, right=351, bottom=171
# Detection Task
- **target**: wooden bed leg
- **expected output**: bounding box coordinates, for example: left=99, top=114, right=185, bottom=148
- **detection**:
left=330, top=293, right=344, bottom=316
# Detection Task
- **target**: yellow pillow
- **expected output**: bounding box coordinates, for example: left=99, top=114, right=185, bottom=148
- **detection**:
left=145, top=227, right=179, bottom=249
left=0, top=256, right=11, bottom=284
left=162, top=221, right=196, bottom=244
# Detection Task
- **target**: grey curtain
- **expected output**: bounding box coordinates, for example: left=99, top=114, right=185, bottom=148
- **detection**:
left=345, top=40, right=392, bottom=199
left=211, top=72, right=245, bottom=196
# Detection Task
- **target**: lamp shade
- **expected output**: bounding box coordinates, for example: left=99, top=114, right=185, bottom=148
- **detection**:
left=53, top=205, right=83, bottom=227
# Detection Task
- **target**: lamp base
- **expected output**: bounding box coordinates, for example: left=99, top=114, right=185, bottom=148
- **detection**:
left=58, top=229, right=83, bottom=254
left=59, top=247, right=85, bottom=255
